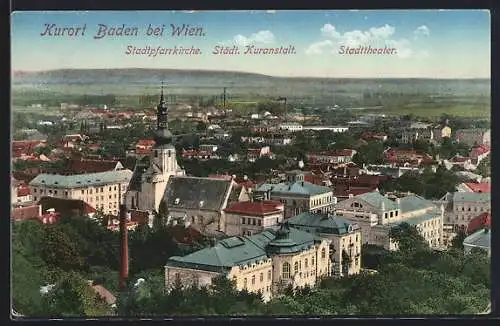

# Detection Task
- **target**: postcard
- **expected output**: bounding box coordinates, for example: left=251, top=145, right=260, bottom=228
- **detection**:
left=11, top=10, right=491, bottom=318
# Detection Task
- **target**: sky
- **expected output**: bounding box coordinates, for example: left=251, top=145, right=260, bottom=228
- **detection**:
left=11, top=10, right=491, bottom=78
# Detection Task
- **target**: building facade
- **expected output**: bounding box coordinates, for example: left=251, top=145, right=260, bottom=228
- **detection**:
left=28, top=170, right=133, bottom=215
left=286, top=212, right=362, bottom=277
left=256, top=171, right=335, bottom=218
left=224, top=200, right=285, bottom=237
left=447, top=192, right=491, bottom=231
left=334, top=191, right=444, bottom=250
left=165, top=224, right=331, bottom=301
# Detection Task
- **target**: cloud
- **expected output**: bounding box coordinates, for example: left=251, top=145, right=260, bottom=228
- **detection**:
left=266, top=10, right=276, bottom=14
left=307, top=23, right=426, bottom=59
left=414, top=25, right=430, bottom=37
left=182, top=10, right=196, bottom=13
left=232, top=30, right=275, bottom=46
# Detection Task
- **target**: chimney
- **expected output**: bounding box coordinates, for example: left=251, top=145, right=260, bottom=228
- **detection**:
left=119, top=205, right=129, bottom=291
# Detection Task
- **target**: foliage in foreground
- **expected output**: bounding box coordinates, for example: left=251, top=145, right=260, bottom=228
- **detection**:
left=12, top=218, right=490, bottom=317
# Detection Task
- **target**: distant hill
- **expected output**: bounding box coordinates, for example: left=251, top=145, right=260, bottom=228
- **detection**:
left=11, top=68, right=491, bottom=98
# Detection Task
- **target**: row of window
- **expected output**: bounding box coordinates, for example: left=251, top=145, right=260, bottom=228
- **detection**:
left=87, top=194, right=118, bottom=202
left=455, top=206, right=488, bottom=212
left=383, top=211, right=399, bottom=219
left=241, top=270, right=272, bottom=287
left=282, top=250, right=326, bottom=279
left=241, top=217, right=262, bottom=226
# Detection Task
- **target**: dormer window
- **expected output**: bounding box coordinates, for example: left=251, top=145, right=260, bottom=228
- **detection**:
left=154, top=151, right=158, bottom=158
left=174, top=198, right=180, bottom=205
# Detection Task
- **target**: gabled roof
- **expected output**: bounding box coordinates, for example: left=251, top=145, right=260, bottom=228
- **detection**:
left=453, top=192, right=491, bottom=202
left=287, top=212, right=355, bottom=235
left=257, top=181, right=331, bottom=196
left=353, top=191, right=398, bottom=210
left=224, top=200, right=283, bottom=216
left=398, top=194, right=437, bottom=213
left=463, top=228, right=491, bottom=249
left=467, top=212, right=491, bottom=235
left=464, top=183, right=490, bottom=193
left=164, top=176, right=233, bottom=212
left=37, top=197, right=96, bottom=215
left=29, top=170, right=133, bottom=189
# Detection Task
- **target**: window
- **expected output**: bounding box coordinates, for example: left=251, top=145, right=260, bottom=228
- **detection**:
left=305, top=259, right=308, bottom=268
left=252, top=219, right=256, bottom=226
left=101, top=187, right=104, bottom=193
left=390, top=211, right=393, bottom=218
left=384, top=213, right=388, bottom=219
left=260, top=273, right=263, bottom=282
left=33, top=189, right=37, bottom=193
left=244, top=278, right=247, bottom=288
left=109, top=187, right=112, bottom=191
left=294, top=261, right=299, bottom=273
left=321, top=248, right=326, bottom=259
left=242, top=218, right=246, bottom=224
left=268, top=270, right=271, bottom=280
left=258, top=220, right=262, bottom=226
left=251, top=275, right=255, bottom=285
left=282, top=262, right=291, bottom=279
left=81, top=190, right=84, bottom=194
left=114, top=186, right=117, bottom=191
left=299, top=260, right=302, bottom=270
left=101, top=196, right=104, bottom=200
left=311, top=257, right=315, bottom=265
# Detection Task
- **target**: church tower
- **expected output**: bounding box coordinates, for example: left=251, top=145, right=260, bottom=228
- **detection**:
left=126, top=82, right=185, bottom=213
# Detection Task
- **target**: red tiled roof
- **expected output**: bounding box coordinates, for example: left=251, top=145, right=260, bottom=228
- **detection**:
left=464, top=183, right=490, bottom=193
left=11, top=204, right=42, bottom=221
left=471, top=145, right=490, bottom=156
left=224, top=200, right=284, bottom=216
left=467, top=212, right=491, bottom=235
left=452, top=156, right=470, bottom=163
left=17, top=185, right=31, bottom=197
left=136, top=139, right=156, bottom=147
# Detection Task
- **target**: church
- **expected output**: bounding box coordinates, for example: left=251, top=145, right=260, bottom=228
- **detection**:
left=125, top=84, right=248, bottom=233
left=125, top=83, right=186, bottom=213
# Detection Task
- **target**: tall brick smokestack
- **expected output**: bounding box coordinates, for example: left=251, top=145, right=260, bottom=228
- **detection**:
left=119, top=204, right=129, bottom=290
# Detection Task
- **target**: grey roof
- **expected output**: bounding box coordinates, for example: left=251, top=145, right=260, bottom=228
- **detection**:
left=166, top=225, right=321, bottom=273
left=287, top=212, right=354, bottom=235
left=453, top=192, right=491, bottom=202
left=355, top=191, right=397, bottom=210
left=128, top=163, right=149, bottom=191
left=398, top=195, right=437, bottom=213
left=257, top=181, right=331, bottom=196
left=163, top=176, right=233, bottom=212
left=29, top=169, right=133, bottom=189
left=463, top=229, right=491, bottom=249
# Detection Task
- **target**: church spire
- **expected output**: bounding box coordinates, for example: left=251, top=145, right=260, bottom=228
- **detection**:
left=155, top=81, right=172, bottom=146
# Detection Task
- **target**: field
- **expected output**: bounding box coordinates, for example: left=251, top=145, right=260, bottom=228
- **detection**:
left=11, top=69, right=491, bottom=119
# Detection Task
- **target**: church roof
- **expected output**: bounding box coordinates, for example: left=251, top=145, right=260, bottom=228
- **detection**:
left=128, top=163, right=149, bottom=192
left=163, top=176, right=233, bottom=212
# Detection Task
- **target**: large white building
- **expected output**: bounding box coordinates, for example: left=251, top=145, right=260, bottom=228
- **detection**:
left=334, top=191, right=444, bottom=250
left=125, top=85, right=185, bottom=213
left=441, top=192, right=491, bottom=232
left=165, top=224, right=331, bottom=302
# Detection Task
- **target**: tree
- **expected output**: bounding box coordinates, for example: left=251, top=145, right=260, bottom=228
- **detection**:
left=40, top=225, right=86, bottom=271
left=40, top=272, right=112, bottom=317
left=388, top=222, right=428, bottom=254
